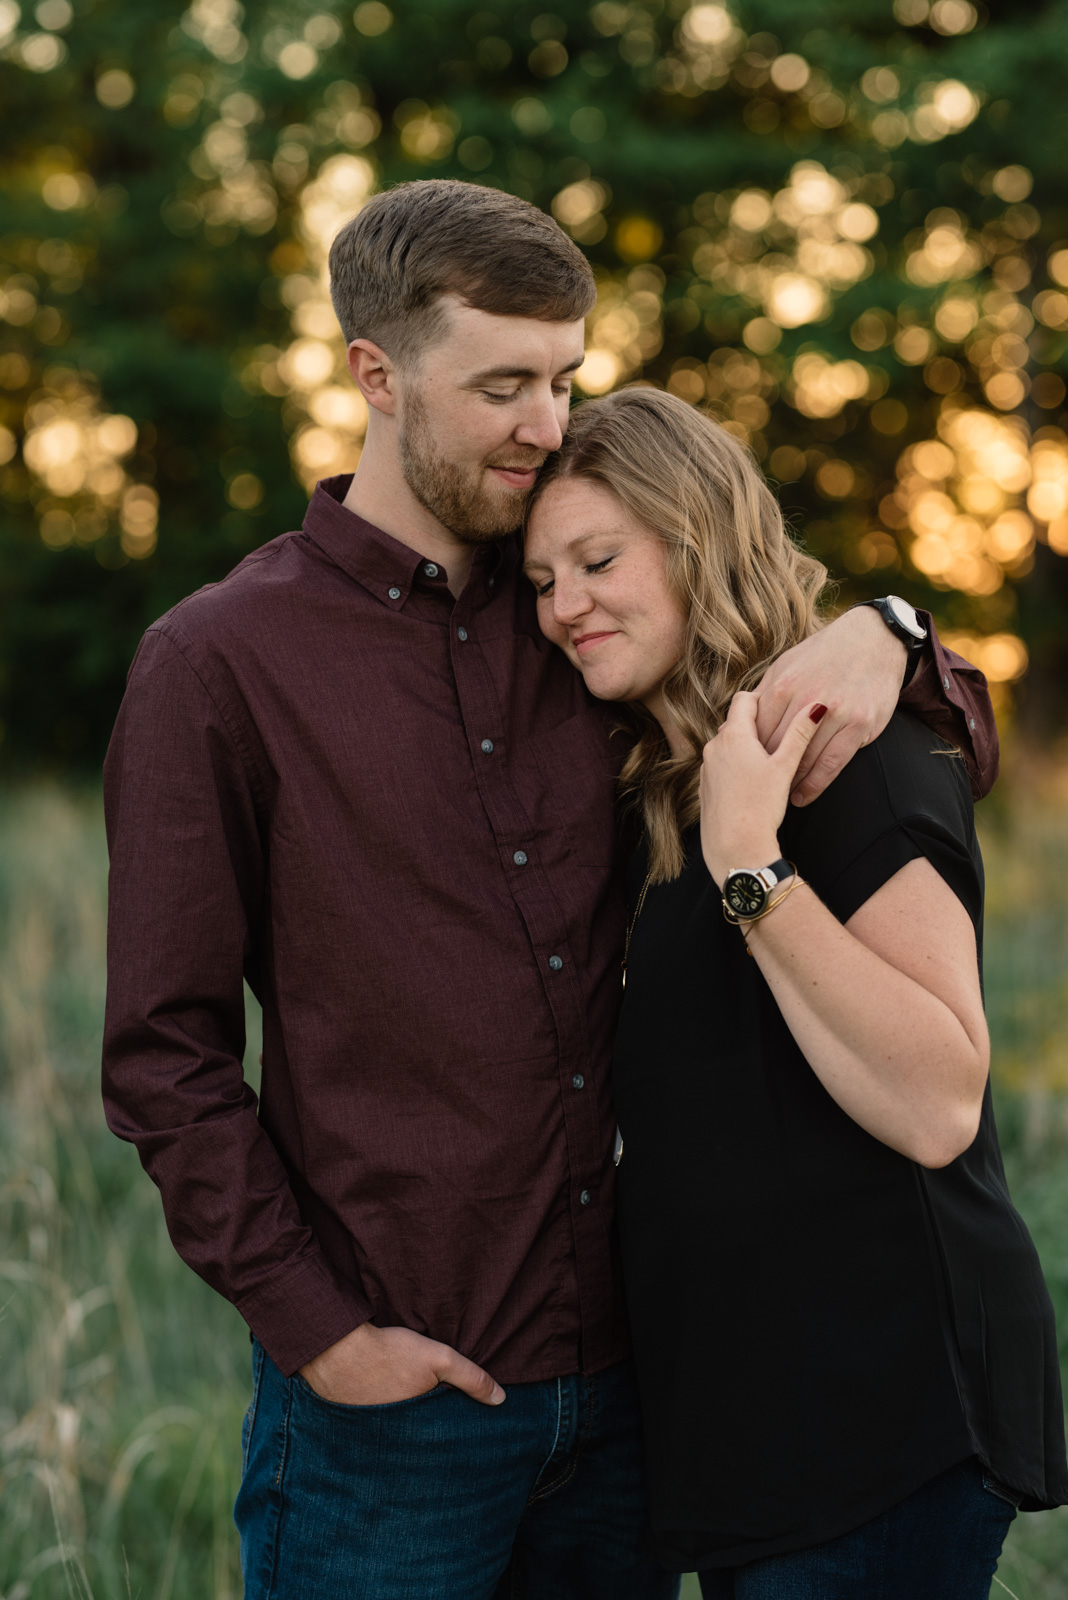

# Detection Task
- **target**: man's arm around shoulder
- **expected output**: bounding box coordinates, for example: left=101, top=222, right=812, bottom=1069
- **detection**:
left=753, top=604, right=998, bottom=805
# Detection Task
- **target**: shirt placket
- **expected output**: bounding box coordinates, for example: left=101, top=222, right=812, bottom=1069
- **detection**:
left=446, top=579, right=616, bottom=1370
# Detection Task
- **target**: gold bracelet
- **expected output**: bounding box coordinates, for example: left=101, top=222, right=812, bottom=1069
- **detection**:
left=722, top=873, right=806, bottom=929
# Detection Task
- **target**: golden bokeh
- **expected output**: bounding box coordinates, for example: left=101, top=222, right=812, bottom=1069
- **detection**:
left=5, top=0, right=1066, bottom=702
left=250, top=153, right=377, bottom=490
left=891, top=401, right=1068, bottom=607
left=19, top=374, right=150, bottom=556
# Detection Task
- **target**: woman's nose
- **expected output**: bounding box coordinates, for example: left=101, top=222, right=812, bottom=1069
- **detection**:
left=552, top=577, right=592, bottom=627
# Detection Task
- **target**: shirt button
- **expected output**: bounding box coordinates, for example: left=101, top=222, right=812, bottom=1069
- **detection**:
left=572, top=1073, right=584, bottom=1089
left=457, top=626, right=468, bottom=641
left=388, top=586, right=402, bottom=601
left=549, top=955, right=563, bottom=971
left=481, top=739, right=494, bottom=754
left=943, top=673, right=950, bottom=690
left=580, top=1189, right=591, bottom=1206
left=424, top=562, right=439, bottom=578
left=969, top=717, right=975, bottom=730
left=513, top=850, right=528, bottom=866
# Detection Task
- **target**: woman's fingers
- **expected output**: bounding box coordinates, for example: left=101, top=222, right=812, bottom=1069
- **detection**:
left=702, top=693, right=757, bottom=769
left=723, top=689, right=759, bottom=729
left=790, top=709, right=885, bottom=806
left=774, top=702, right=828, bottom=774
left=718, top=692, right=824, bottom=760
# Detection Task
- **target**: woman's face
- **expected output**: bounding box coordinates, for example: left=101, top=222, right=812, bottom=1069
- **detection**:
left=524, top=477, right=688, bottom=712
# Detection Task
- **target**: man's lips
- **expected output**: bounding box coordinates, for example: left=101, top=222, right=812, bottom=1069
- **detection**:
left=488, top=464, right=540, bottom=490
left=572, top=630, right=620, bottom=656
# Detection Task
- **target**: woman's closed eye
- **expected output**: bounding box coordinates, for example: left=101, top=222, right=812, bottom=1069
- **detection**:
left=535, top=555, right=616, bottom=597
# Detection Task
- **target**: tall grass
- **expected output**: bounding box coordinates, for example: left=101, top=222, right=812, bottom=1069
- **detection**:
left=0, top=788, right=255, bottom=1600
left=0, top=784, right=1065, bottom=1599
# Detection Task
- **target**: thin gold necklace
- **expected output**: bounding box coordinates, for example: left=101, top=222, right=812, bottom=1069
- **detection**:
left=617, top=869, right=653, bottom=1169
left=622, top=870, right=653, bottom=989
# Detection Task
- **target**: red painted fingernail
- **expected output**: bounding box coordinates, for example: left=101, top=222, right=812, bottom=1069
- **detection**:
left=809, top=703, right=828, bottom=723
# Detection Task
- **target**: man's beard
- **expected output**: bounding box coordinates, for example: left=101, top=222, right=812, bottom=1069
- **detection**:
left=399, top=389, right=547, bottom=544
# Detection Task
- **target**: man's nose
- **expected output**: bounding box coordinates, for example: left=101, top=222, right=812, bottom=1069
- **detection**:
left=514, top=386, right=565, bottom=454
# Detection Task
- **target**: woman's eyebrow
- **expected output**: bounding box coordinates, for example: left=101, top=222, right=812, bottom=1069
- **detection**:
left=523, top=530, right=620, bottom=574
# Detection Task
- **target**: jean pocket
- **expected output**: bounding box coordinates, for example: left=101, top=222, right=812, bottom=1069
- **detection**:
left=241, top=1337, right=267, bottom=1475
left=982, top=1472, right=1022, bottom=1509
left=293, top=1375, right=450, bottom=1414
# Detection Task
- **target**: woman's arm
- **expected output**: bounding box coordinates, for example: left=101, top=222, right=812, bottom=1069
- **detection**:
left=700, top=695, right=989, bottom=1168
left=738, top=861, right=988, bottom=1167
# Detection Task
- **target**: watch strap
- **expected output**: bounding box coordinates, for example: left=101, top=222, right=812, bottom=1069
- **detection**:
left=858, top=596, right=928, bottom=651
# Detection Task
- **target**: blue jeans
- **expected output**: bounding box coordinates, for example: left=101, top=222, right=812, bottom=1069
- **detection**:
left=235, top=1338, right=679, bottom=1600
left=697, top=1457, right=1018, bottom=1599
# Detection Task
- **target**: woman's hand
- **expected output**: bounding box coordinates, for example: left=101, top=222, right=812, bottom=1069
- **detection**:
left=752, top=606, right=906, bottom=806
left=700, top=693, right=827, bottom=887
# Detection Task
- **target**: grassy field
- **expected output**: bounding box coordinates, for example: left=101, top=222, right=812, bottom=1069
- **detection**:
left=0, top=783, right=1065, bottom=1600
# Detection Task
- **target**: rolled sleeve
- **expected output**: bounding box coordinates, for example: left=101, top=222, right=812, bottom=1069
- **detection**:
left=899, top=611, right=999, bottom=800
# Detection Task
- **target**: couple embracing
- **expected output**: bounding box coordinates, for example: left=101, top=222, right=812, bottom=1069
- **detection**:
left=103, top=180, right=1067, bottom=1599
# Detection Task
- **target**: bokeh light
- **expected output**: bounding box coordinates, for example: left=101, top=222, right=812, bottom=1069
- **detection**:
left=246, top=152, right=378, bottom=488
left=5, top=0, right=1068, bottom=751
left=19, top=373, right=151, bottom=555
left=889, top=401, right=1068, bottom=602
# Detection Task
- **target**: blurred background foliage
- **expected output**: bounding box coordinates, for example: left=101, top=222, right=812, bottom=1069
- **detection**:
left=2, top=0, right=1068, bottom=764
left=3, top=7, right=1068, bottom=1594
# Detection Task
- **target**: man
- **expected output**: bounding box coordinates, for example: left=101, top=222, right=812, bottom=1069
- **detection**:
left=103, top=180, right=997, bottom=1599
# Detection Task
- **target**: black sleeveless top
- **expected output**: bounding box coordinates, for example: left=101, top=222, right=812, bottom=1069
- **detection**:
left=614, top=713, right=1067, bottom=1573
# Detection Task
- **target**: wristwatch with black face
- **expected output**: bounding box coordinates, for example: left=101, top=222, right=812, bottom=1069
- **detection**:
left=860, top=595, right=928, bottom=651
left=722, top=857, right=794, bottom=923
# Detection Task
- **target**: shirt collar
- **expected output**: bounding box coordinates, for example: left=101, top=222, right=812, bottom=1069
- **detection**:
left=301, top=474, right=511, bottom=606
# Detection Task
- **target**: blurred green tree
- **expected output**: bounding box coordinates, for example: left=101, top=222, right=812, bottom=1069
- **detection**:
left=2, top=0, right=1068, bottom=767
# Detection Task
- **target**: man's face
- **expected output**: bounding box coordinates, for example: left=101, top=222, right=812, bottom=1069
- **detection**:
left=395, top=298, right=586, bottom=543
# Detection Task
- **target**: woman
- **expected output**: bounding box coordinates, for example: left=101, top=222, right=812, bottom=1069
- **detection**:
left=523, top=388, right=1067, bottom=1598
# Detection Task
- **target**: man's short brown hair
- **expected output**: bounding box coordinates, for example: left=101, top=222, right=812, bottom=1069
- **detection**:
left=328, top=179, right=596, bottom=362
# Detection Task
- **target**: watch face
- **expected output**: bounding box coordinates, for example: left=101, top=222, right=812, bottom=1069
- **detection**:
left=725, top=871, right=766, bottom=917
left=885, top=595, right=925, bottom=641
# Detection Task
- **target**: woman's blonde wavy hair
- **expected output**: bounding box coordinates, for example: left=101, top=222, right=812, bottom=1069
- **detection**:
left=527, top=387, right=830, bottom=883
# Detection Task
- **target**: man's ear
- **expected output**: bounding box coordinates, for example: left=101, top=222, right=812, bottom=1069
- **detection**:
left=347, top=339, right=396, bottom=416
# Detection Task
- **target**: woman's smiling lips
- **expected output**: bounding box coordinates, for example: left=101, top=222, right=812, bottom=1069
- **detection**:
left=572, top=630, right=620, bottom=656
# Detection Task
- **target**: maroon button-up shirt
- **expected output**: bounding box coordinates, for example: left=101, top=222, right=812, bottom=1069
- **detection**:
left=102, top=475, right=998, bottom=1380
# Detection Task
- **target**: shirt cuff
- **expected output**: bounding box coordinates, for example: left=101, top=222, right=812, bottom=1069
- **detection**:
left=898, top=609, right=998, bottom=800
left=234, top=1253, right=373, bottom=1377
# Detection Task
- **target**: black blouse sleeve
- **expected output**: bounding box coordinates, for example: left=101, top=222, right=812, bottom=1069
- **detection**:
left=778, top=711, right=983, bottom=930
